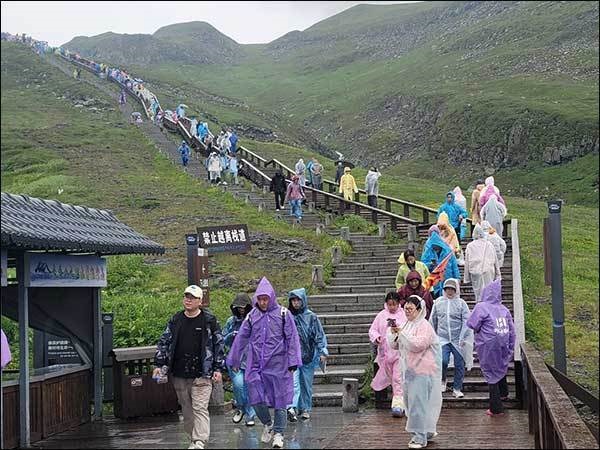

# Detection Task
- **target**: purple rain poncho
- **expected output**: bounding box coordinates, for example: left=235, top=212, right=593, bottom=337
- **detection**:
left=467, top=279, right=516, bottom=384
left=226, top=277, right=302, bottom=409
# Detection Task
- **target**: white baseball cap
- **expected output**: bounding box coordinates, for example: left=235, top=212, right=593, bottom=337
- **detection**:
left=184, top=285, right=203, bottom=299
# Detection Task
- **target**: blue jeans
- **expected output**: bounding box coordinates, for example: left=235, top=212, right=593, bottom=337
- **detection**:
left=228, top=367, right=255, bottom=419
left=288, top=365, right=315, bottom=412
left=253, top=404, right=287, bottom=435
left=411, top=432, right=437, bottom=445
left=442, top=343, right=465, bottom=390
left=289, top=199, right=302, bottom=219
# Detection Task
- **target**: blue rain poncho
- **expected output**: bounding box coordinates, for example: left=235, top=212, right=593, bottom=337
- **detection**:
left=437, top=191, right=468, bottom=229
left=420, top=231, right=460, bottom=296
left=428, top=280, right=474, bottom=371
left=287, top=288, right=328, bottom=413
left=388, top=298, right=442, bottom=438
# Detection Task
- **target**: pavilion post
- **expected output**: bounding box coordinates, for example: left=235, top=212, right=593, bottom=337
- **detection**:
left=17, top=252, right=30, bottom=447
left=93, top=288, right=103, bottom=419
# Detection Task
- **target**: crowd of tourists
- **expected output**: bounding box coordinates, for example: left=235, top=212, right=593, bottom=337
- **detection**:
left=6, top=32, right=516, bottom=450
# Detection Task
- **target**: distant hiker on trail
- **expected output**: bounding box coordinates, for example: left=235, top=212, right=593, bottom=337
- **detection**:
left=228, top=153, right=239, bottom=185
left=226, top=277, right=302, bottom=450
left=365, top=167, right=381, bottom=208
left=437, top=191, right=468, bottom=239
left=223, top=293, right=256, bottom=427
left=305, top=158, right=315, bottom=187
left=179, top=141, right=191, bottom=168
left=189, top=117, right=198, bottom=138
left=153, top=285, right=224, bottom=450
left=208, top=152, right=222, bottom=184
left=197, top=122, right=209, bottom=143
left=479, top=176, right=506, bottom=208
left=429, top=278, right=473, bottom=400
left=295, top=159, right=306, bottom=187
left=420, top=228, right=460, bottom=299
left=369, top=291, right=407, bottom=418
left=285, top=175, right=306, bottom=221
left=388, top=296, right=442, bottom=449
left=286, top=288, right=328, bottom=422
left=339, top=167, right=358, bottom=203
left=436, top=212, right=464, bottom=264
left=471, top=179, right=485, bottom=224
left=395, top=249, right=430, bottom=290
left=481, top=194, right=507, bottom=238
left=464, top=224, right=500, bottom=302
left=397, top=271, right=434, bottom=320
left=118, top=89, right=127, bottom=106
left=334, top=161, right=344, bottom=185
left=219, top=151, right=229, bottom=184
left=481, top=220, right=507, bottom=268
left=270, top=169, right=287, bottom=211
left=467, top=280, right=515, bottom=417
left=229, top=130, right=239, bottom=154
left=310, top=159, right=323, bottom=190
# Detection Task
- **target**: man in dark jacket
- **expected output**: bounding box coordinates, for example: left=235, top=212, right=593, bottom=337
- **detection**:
left=154, top=285, right=224, bottom=450
left=335, top=162, right=344, bottom=185
left=269, top=169, right=288, bottom=211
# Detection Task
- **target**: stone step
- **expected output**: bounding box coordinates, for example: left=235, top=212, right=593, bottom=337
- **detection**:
left=326, top=333, right=370, bottom=344
left=334, top=268, right=398, bottom=278
left=312, top=384, right=344, bottom=407
left=375, top=390, right=519, bottom=410
left=350, top=250, right=404, bottom=257
left=311, top=293, right=382, bottom=305
left=328, top=342, right=372, bottom=355
left=317, top=312, right=377, bottom=325
left=340, top=256, right=401, bottom=263
left=325, top=352, right=371, bottom=365
left=322, top=323, right=371, bottom=335
left=313, top=365, right=365, bottom=385
left=311, top=302, right=385, bottom=314
left=324, top=284, right=394, bottom=294
left=329, top=276, right=396, bottom=286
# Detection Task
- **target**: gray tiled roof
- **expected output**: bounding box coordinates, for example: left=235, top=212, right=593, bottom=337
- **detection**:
left=1, top=192, right=165, bottom=255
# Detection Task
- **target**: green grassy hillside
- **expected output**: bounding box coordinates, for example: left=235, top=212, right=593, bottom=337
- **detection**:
left=0, top=42, right=339, bottom=354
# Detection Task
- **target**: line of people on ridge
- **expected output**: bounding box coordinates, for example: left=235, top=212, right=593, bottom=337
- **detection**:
left=153, top=278, right=327, bottom=449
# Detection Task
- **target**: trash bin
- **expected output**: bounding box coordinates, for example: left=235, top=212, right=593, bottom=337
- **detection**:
left=111, top=346, right=178, bottom=419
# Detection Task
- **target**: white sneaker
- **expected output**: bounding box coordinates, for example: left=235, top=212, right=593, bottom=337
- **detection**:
left=408, top=441, right=425, bottom=449
left=188, top=441, right=204, bottom=449
left=300, top=411, right=310, bottom=420
left=453, top=389, right=464, bottom=398
left=272, top=433, right=284, bottom=448
left=232, top=409, right=244, bottom=423
left=261, top=424, right=274, bottom=443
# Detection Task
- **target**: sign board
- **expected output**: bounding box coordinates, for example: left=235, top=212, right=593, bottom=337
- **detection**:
left=1, top=249, right=7, bottom=287
left=197, top=224, right=250, bottom=254
left=26, top=253, right=107, bottom=287
left=186, top=234, right=210, bottom=306
left=46, top=333, right=83, bottom=366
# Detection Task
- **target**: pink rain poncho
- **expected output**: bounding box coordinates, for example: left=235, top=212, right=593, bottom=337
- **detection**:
left=479, top=176, right=506, bottom=208
left=226, top=277, right=302, bottom=409
left=369, top=303, right=407, bottom=408
left=453, top=186, right=467, bottom=211
left=388, top=298, right=442, bottom=437
left=464, top=224, right=500, bottom=302
left=1, top=329, right=11, bottom=369
left=467, top=280, right=516, bottom=384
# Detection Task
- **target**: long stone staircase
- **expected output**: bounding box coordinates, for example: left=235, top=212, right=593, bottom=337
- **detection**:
left=49, top=50, right=518, bottom=411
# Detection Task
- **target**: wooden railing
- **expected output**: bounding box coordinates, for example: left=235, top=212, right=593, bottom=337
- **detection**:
left=521, top=343, right=597, bottom=449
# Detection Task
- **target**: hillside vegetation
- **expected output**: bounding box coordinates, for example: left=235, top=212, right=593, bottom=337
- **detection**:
left=65, top=1, right=599, bottom=205
left=0, top=42, right=337, bottom=355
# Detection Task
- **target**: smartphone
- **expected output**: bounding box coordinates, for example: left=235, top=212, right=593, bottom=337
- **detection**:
left=387, top=318, right=397, bottom=328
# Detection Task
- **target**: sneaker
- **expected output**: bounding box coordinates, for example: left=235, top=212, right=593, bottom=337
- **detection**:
left=391, top=407, right=405, bottom=417
left=452, top=389, right=464, bottom=398
left=485, top=409, right=505, bottom=417
left=408, top=441, right=425, bottom=449
left=272, top=433, right=284, bottom=448
left=428, top=432, right=438, bottom=441
left=232, top=409, right=244, bottom=424
left=287, top=407, right=298, bottom=422
left=300, top=411, right=310, bottom=420
left=261, top=424, right=274, bottom=443
left=276, top=208, right=280, bottom=211
left=245, top=416, right=256, bottom=427
left=441, top=381, right=447, bottom=392
left=188, top=441, right=204, bottom=449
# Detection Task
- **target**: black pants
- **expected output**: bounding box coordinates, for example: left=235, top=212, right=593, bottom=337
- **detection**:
left=367, top=195, right=378, bottom=208
left=488, top=375, right=509, bottom=413
left=274, top=191, right=285, bottom=210
left=455, top=226, right=462, bottom=240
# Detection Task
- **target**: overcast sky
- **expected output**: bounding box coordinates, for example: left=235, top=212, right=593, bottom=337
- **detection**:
left=1, top=1, right=419, bottom=47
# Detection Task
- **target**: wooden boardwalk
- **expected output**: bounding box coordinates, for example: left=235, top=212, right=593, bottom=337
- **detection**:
left=33, top=408, right=533, bottom=449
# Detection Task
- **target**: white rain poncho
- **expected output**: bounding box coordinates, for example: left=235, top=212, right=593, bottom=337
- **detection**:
left=189, top=118, right=198, bottom=137
left=428, top=280, right=474, bottom=371
left=388, top=298, right=442, bottom=437
left=481, top=194, right=507, bottom=237
left=464, top=225, right=500, bottom=302
left=453, top=186, right=467, bottom=211
left=481, top=220, right=507, bottom=268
